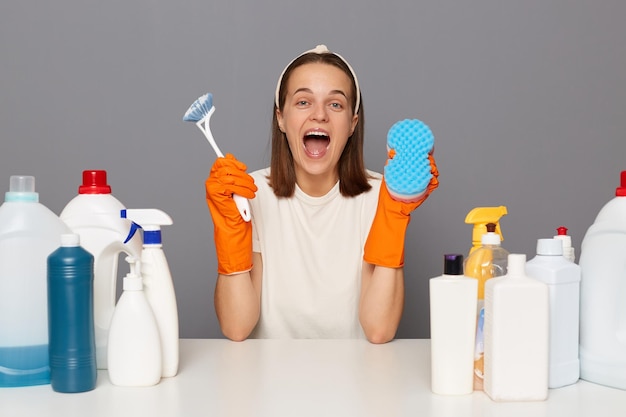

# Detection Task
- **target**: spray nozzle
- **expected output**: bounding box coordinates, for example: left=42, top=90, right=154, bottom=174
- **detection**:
left=121, top=209, right=173, bottom=245
left=465, top=206, right=508, bottom=252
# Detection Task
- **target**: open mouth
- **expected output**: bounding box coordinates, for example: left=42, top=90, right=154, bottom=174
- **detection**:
left=303, top=130, right=330, bottom=157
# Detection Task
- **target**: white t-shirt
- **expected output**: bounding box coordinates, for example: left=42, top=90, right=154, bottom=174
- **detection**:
left=248, top=168, right=382, bottom=339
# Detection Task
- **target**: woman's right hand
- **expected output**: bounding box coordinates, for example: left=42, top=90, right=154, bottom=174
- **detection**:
left=205, top=154, right=257, bottom=275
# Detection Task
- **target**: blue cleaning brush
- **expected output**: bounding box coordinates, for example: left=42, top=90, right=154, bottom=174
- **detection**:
left=184, top=93, right=252, bottom=222
left=384, top=119, right=435, bottom=202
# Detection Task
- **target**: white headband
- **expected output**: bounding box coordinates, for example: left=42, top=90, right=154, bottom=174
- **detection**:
left=274, top=44, right=361, bottom=114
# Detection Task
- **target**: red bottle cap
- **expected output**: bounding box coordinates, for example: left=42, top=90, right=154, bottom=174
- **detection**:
left=78, top=170, right=112, bottom=194
left=617, top=171, right=626, bottom=197
left=556, top=226, right=568, bottom=236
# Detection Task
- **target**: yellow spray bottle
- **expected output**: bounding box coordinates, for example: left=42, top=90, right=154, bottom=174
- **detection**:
left=463, top=206, right=509, bottom=391
left=465, top=206, right=507, bottom=254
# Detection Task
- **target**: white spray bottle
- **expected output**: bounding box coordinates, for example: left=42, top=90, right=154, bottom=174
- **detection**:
left=121, top=208, right=179, bottom=378
left=59, top=170, right=142, bottom=369
left=107, top=256, right=162, bottom=387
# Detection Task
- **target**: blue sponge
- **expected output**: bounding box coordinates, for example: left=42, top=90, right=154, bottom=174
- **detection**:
left=384, top=119, right=435, bottom=202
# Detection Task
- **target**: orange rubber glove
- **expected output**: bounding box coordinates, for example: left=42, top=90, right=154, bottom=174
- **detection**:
left=364, top=153, right=439, bottom=268
left=205, top=154, right=258, bottom=275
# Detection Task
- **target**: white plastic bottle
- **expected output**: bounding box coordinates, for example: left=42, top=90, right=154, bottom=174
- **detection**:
left=554, top=226, right=576, bottom=263
left=0, top=176, right=71, bottom=387
left=107, top=257, right=162, bottom=387
left=60, top=170, right=142, bottom=369
left=429, top=254, right=478, bottom=395
left=122, top=208, right=179, bottom=378
left=526, top=238, right=581, bottom=388
left=484, top=254, right=549, bottom=402
left=579, top=170, right=626, bottom=390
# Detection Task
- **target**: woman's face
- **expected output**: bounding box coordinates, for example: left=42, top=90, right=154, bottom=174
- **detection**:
left=276, top=62, right=358, bottom=194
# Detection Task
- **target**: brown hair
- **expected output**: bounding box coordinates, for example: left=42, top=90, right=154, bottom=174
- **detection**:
left=269, top=52, right=372, bottom=197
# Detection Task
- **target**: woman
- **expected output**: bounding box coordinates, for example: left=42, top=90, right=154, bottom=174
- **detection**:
left=205, top=45, right=438, bottom=343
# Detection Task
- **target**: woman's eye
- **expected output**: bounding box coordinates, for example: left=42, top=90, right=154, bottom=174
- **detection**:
left=330, top=102, right=343, bottom=109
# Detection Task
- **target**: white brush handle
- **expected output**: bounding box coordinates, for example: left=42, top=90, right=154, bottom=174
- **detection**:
left=198, top=119, right=252, bottom=222
left=233, top=194, right=252, bottom=222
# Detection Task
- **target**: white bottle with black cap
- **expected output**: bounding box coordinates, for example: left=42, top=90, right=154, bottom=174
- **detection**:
left=429, top=254, right=478, bottom=395
left=526, top=238, right=581, bottom=388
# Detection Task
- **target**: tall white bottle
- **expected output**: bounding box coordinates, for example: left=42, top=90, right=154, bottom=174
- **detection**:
left=526, top=238, right=581, bottom=388
left=107, top=257, right=162, bottom=387
left=122, top=209, right=179, bottom=378
left=484, top=254, right=549, bottom=401
left=579, top=170, right=626, bottom=390
left=429, top=254, right=478, bottom=395
left=60, top=170, right=142, bottom=369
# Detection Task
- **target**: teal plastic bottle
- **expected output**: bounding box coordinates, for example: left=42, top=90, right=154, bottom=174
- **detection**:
left=47, top=233, right=97, bottom=392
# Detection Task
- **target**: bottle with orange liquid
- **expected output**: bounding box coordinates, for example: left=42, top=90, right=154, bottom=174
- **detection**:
left=463, top=206, right=509, bottom=390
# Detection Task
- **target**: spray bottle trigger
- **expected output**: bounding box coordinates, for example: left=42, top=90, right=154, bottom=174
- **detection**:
left=121, top=210, right=143, bottom=244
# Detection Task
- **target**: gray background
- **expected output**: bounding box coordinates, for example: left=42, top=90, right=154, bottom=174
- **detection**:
left=1, top=1, right=624, bottom=339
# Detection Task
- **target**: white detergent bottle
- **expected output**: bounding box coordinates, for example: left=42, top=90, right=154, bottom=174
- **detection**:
left=526, top=238, right=581, bottom=388
left=59, top=170, right=142, bottom=369
left=429, top=254, right=478, bottom=395
left=121, top=208, right=179, bottom=378
left=0, top=176, right=71, bottom=387
left=107, top=256, right=162, bottom=387
left=579, top=170, right=626, bottom=390
left=484, top=254, right=549, bottom=402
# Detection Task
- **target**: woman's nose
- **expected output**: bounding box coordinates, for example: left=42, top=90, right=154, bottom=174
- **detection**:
left=310, top=103, right=328, bottom=122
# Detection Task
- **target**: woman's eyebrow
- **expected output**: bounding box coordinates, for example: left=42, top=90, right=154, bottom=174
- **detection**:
left=292, top=87, right=348, bottom=99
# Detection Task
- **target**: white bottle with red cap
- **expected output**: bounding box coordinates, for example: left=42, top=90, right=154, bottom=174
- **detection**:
left=59, top=170, right=142, bottom=370
left=526, top=238, right=581, bottom=388
left=579, top=170, right=626, bottom=390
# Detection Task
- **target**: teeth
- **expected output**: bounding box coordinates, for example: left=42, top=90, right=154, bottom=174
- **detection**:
left=305, top=131, right=328, bottom=137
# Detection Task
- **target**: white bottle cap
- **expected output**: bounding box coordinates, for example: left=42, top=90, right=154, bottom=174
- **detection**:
left=507, top=253, right=527, bottom=276
left=536, top=238, right=563, bottom=256
left=482, top=232, right=501, bottom=245
left=60, top=233, right=80, bottom=247
left=554, top=234, right=572, bottom=247
left=10, top=175, right=35, bottom=192
left=5, top=175, right=39, bottom=202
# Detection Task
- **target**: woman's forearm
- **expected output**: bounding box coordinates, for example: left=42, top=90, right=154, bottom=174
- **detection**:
left=214, top=253, right=262, bottom=341
left=359, top=262, right=405, bottom=344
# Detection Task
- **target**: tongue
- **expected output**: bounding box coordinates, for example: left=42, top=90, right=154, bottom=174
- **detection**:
left=304, top=137, right=329, bottom=156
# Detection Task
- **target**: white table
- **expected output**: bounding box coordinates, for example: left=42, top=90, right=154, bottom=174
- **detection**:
left=1, top=339, right=625, bottom=417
